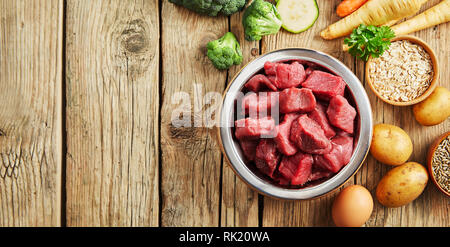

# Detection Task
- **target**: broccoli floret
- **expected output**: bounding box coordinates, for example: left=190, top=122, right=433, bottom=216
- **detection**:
left=242, top=0, right=282, bottom=41
left=207, top=32, right=243, bottom=70
left=169, top=0, right=248, bottom=17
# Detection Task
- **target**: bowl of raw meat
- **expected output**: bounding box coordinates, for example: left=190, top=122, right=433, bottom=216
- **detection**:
left=218, top=48, right=372, bottom=200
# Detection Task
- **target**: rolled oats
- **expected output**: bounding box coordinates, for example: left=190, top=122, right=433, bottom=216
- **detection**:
left=368, top=40, right=434, bottom=102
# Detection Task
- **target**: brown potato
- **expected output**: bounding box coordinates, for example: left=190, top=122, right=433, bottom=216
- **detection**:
left=376, top=162, right=428, bottom=207
left=370, top=124, right=413, bottom=166
left=413, top=87, right=450, bottom=126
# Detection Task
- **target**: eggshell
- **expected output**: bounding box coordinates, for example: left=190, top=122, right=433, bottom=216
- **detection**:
left=332, top=185, right=373, bottom=227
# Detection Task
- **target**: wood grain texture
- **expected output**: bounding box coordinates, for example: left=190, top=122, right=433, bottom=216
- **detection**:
left=160, top=2, right=227, bottom=226
left=260, top=0, right=355, bottom=227
left=65, top=0, right=159, bottom=226
left=355, top=0, right=450, bottom=227
left=0, top=0, right=447, bottom=227
left=0, top=0, right=63, bottom=226
left=220, top=8, right=260, bottom=227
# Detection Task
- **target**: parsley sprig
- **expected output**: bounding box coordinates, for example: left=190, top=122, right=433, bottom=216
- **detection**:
left=344, top=24, right=395, bottom=61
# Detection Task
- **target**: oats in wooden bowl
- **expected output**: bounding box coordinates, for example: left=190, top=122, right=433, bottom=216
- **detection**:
left=366, top=36, right=438, bottom=106
left=428, top=132, right=450, bottom=197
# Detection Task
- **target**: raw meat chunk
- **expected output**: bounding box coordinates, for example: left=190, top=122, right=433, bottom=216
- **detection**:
left=308, top=104, right=336, bottom=138
left=264, top=61, right=278, bottom=75
left=314, top=134, right=354, bottom=173
left=326, top=95, right=357, bottom=134
left=265, top=61, right=306, bottom=89
left=302, top=70, right=346, bottom=100
left=241, top=92, right=279, bottom=116
left=272, top=171, right=291, bottom=185
left=305, top=67, right=314, bottom=77
left=279, top=88, right=316, bottom=114
left=308, top=168, right=334, bottom=182
left=274, top=113, right=300, bottom=155
left=278, top=152, right=313, bottom=185
left=289, top=115, right=332, bottom=154
left=255, top=139, right=280, bottom=178
left=235, top=117, right=276, bottom=140
left=239, top=139, right=259, bottom=161
left=244, top=74, right=277, bottom=92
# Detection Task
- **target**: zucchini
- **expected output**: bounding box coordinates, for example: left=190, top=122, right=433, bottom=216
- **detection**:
left=277, top=0, right=319, bottom=33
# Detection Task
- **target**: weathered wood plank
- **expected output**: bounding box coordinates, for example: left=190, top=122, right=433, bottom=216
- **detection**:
left=160, top=2, right=228, bottom=226
left=260, top=0, right=357, bottom=227
left=356, top=0, right=450, bottom=227
left=65, top=0, right=160, bottom=226
left=220, top=10, right=260, bottom=227
left=0, top=0, right=63, bottom=226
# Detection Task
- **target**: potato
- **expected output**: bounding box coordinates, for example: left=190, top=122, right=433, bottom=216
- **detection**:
left=370, top=124, right=413, bottom=166
left=413, top=87, right=450, bottom=126
left=376, top=162, right=428, bottom=207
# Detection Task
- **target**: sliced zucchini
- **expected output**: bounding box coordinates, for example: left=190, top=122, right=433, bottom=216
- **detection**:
left=277, top=0, right=319, bottom=34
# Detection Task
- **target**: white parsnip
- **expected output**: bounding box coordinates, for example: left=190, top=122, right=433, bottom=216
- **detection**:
left=321, top=0, right=429, bottom=40
left=391, top=0, right=450, bottom=36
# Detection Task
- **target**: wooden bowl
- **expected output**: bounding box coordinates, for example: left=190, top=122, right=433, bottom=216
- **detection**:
left=427, top=132, right=450, bottom=197
left=365, top=35, right=439, bottom=106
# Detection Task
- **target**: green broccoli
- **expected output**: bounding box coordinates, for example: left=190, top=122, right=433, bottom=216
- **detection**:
left=207, top=32, right=243, bottom=70
left=169, top=0, right=248, bottom=17
left=242, top=0, right=282, bottom=41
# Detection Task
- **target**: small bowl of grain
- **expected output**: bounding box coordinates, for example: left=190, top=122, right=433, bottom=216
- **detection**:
left=366, top=35, right=439, bottom=106
left=427, top=132, right=450, bottom=197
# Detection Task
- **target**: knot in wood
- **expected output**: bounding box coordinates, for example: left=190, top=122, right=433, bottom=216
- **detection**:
left=120, top=19, right=149, bottom=54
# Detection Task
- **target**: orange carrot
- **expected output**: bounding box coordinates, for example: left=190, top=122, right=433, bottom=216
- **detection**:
left=336, top=0, right=369, bottom=18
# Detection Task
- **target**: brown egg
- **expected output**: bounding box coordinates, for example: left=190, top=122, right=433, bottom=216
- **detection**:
left=332, top=185, right=373, bottom=227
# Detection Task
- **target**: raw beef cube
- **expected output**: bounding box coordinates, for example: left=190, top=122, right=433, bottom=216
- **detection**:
left=264, top=61, right=278, bottom=75
left=235, top=117, right=276, bottom=140
left=305, top=67, right=314, bottom=77
left=274, top=113, right=300, bottom=155
left=278, top=152, right=313, bottom=185
left=255, top=139, right=280, bottom=178
left=272, top=171, right=291, bottom=186
left=239, top=139, right=259, bottom=161
left=326, top=95, right=357, bottom=134
left=265, top=62, right=306, bottom=89
left=308, top=104, right=336, bottom=138
left=241, top=93, right=258, bottom=115
left=289, top=115, right=332, bottom=154
left=302, top=70, right=346, bottom=100
left=279, top=88, right=316, bottom=114
left=308, top=168, right=334, bottom=182
left=241, top=92, right=279, bottom=116
left=245, top=74, right=277, bottom=92
left=314, top=134, right=354, bottom=173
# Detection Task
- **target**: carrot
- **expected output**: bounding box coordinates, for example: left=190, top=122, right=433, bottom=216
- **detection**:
left=321, top=0, right=429, bottom=40
left=337, top=0, right=368, bottom=18
left=391, top=0, right=450, bottom=36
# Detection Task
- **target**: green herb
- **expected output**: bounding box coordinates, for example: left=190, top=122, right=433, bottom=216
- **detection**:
left=344, top=24, right=395, bottom=61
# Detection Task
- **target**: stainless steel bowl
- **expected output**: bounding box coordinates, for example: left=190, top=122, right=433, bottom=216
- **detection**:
left=218, top=48, right=373, bottom=200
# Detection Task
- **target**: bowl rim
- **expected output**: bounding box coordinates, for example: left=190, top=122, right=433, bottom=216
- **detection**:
left=365, top=35, right=439, bottom=106
left=217, top=48, right=373, bottom=200
left=427, top=131, right=450, bottom=197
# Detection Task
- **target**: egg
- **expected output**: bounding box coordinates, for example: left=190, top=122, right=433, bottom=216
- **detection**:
left=332, top=185, right=373, bottom=227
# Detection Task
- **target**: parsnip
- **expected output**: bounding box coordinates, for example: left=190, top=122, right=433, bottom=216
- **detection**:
left=321, top=0, right=429, bottom=40
left=384, top=19, right=401, bottom=27
left=391, top=0, right=450, bottom=36
left=343, top=0, right=450, bottom=51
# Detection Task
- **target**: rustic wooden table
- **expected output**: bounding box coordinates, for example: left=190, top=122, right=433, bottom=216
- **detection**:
left=0, top=0, right=448, bottom=227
